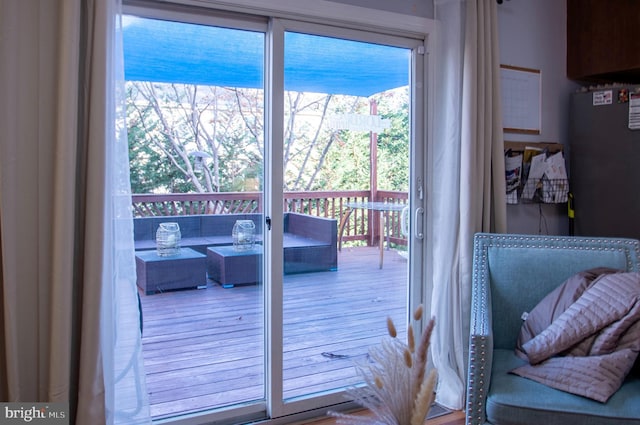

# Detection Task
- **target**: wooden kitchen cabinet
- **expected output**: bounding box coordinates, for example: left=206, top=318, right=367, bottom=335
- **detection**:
left=567, top=0, right=640, bottom=83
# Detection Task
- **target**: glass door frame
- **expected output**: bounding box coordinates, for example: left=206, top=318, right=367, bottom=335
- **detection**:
left=122, top=4, right=272, bottom=425
left=123, top=1, right=434, bottom=423
left=266, top=17, right=429, bottom=419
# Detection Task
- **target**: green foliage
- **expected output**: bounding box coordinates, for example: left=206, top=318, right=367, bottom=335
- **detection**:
left=323, top=129, right=371, bottom=190
left=376, top=91, right=410, bottom=191
left=126, top=82, right=409, bottom=194
left=320, top=89, right=410, bottom=192
left=126, top=86, right=192, bottom=193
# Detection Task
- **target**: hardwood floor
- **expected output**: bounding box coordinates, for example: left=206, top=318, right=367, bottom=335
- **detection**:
left=301, top=408, right=466, bottom=425
left=139, top=246, right=413, bottom=420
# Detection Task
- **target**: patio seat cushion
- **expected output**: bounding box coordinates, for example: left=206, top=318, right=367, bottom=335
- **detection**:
left=487, top=349, right=640, bottom=425
left=135, top=236, right=236, bottom=251
left=174, top=236, right=233, bottom=254
left=283, top=233, right=329, bottom=248
left=200, top=214, right=262, bottom=236
left=134, top=215, right=202, bottom=241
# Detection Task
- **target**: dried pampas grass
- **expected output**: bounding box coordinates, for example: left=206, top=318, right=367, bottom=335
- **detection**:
left=329, top=306, right=437, bottom=425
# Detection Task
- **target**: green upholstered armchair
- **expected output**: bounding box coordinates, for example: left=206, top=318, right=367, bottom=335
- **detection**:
left=466, top=233, right=640, bottom=425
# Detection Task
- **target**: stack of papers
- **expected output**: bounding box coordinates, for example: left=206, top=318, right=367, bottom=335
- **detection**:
left=505, top=153, right=523, bottom=205
left=521, top=151, right=569, bottom=203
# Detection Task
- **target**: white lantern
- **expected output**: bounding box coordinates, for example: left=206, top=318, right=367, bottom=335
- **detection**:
left=190, top=150, right=212, bottom=173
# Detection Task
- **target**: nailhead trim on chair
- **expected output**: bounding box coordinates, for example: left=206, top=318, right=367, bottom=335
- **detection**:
left=478, top=233, right=639, bottom=271
left=466, top=233, right=640, bottom=425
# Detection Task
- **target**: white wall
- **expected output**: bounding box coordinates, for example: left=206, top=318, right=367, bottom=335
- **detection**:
left=327, top=0, right=433, bottom=18
left=497, top=0, right=580, bottom=235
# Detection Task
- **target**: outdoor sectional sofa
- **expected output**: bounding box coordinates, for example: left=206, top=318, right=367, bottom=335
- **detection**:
left=133, top=212, right=338, bottom=274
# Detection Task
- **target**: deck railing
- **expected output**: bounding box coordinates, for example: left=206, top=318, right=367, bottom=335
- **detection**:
left=131, top=190, right=408, bottom=247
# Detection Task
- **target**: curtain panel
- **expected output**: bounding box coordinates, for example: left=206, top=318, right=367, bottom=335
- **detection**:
left=429, top=0, right=506, bottom=410
left=0, top=0, right=150, bottom=423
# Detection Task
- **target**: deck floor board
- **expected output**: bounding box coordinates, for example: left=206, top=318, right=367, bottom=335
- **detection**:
left=140, top=246, right=409, bottom=419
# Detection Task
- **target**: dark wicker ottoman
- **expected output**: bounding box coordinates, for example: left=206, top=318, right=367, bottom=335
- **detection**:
left=135, top=248, right=207, bottom=295
left=207, top=246, right=262, bottom=288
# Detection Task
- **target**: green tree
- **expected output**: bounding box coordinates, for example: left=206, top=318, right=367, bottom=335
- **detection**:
left=126, top=82, right=408, bottom=194
left=376, top=89, right=410, bottom=191
left=321, top=90, right=409, bottom=192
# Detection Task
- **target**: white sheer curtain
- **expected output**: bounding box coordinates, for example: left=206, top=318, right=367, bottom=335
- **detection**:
left=429, top=0, right=506, bottom=410
left=0, top=0, right=150, bottom=423
left=103, top=3, right=153, bottom=425
left=54, top=2, right=152, bottom=422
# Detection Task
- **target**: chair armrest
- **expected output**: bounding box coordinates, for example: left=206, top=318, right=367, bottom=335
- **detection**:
left=467, top=333, right=493, bottom=425
left=285, top=213, right=337, bottom=245
left=466, top=269, right=494, bottom=425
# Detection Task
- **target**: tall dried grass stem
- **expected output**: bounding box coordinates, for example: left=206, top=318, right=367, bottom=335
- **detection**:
left=329, top=306, right=437, bottom=425
left=403, top=349, right=413, bottom=368
left=386, top=317, right=397, bottom=338
left=411, top=317, right=436, bottom=402
left=413, top=304, right=423, bottom=321
left=410, top=369, right=438, bottom=425
left=375, top=376, right=384, bottom=389
left=408, top=326, right=415, bottom=353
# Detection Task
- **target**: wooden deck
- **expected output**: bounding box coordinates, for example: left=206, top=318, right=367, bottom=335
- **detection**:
left=139, top=246, right=410, bottom=420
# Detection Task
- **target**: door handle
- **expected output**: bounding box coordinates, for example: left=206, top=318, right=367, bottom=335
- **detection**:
left=400, top=206, right=410, bottom=237
left=414, top=207, right=424, bottom=240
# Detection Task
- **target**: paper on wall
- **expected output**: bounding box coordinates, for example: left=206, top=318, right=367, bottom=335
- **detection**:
left=520, top=151, right=569, bottom=203
left=542, top=152, right=569, bottom=203
left=505, top=153, right=523, bottom=204
left=521, top=153, right=546, bottom=200
left=544, top=151, right=568, bottom=180
left=629, top=92, right=640, bottom=130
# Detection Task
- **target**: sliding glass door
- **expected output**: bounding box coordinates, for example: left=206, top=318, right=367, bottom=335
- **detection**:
left=123, top=4, right=426, bottom=423
left=123, top=8, right=268, bottom=421
left=272, top=22, right=425, bottom=415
